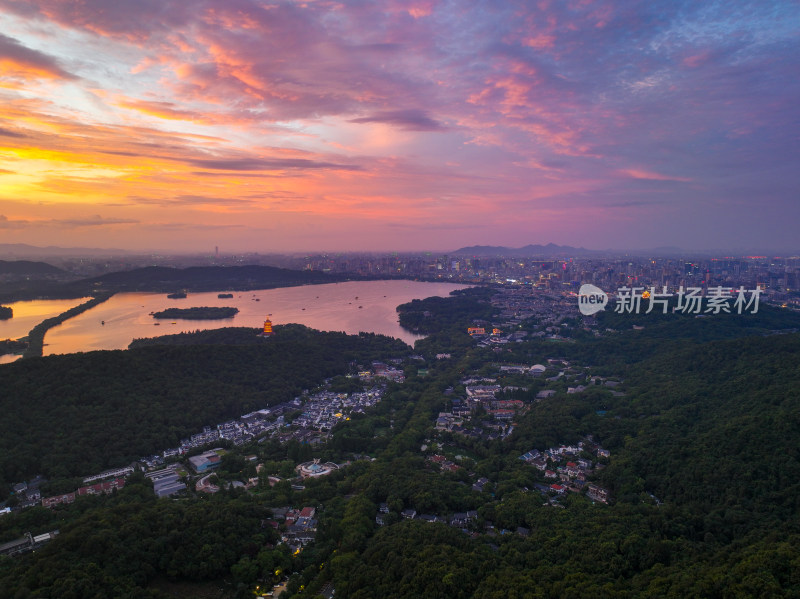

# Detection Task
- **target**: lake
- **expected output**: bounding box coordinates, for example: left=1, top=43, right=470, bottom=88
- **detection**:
left=0, top=298, right=90, bottom=364
left=41, top=280, right=469, bottom=355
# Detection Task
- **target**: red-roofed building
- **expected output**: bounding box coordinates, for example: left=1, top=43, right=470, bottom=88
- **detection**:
left=77, top=478, right=126, bottom=496
left=42, top=492, right=76, bottom=508
left=494, top=400, right=524, bottom=410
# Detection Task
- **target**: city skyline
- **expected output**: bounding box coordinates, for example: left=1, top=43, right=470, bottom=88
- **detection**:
left=0, top=0, right=798, bottom=253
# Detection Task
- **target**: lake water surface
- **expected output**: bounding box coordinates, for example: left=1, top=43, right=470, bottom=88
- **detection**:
left=0, top=298, right=89, bottom=363
left=41, top=280, right=468, bottom=355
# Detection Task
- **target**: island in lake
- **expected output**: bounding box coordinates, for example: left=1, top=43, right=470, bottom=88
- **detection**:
left=218, top=293, right=233, bottom=298
left=166, top=292, right=187, bottom=299
left=0, top=338, right=26, bottom=356
left=152, top=307, right=239, bottom=320
left=0, top=305, right=12, bottom=320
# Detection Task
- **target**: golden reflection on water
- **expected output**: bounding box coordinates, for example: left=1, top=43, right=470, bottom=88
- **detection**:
left=42, top=281, right=469, bottom=355
left=0, top=298, right=89, bottom=340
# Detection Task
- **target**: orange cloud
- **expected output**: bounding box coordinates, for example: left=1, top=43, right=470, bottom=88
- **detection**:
left=115, top=99, right=205, bottom=122
left=620, top=168, right=692, bottom=182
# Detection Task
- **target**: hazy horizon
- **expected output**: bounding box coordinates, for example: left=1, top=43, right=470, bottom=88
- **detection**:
left=2, top=241, right=800, bottom=259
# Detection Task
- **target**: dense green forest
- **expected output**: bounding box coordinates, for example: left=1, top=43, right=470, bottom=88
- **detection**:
left=397, top=286, right=497, bottom=334
left=151, top=307, right=239, bottom=320
left=128, top=326, right=274, bottom=348
left=330, top=300, right=800, bottom=597
left=1, top=287, right=800, bottom=598
left=0, top=325, right=409, bottom=487
left=321, top=325, right=800, bottom=598
left=0, top=475, right=284, bottom=599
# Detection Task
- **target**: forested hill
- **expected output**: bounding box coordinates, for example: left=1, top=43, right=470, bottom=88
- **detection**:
left=603, top=332, right=800, bottom=522
left=128, top=325, right=299, bottom=348
left=0, top=264, right=355, bottom=302
left=0, top=261, right=71, bottom=301
left=327, top=333, right=800, bottom=598
left=62, top=264, right=345, bottom=294
left=0, top=325, right=408, bottom=486
left=0, top=260, right=65, bottom=276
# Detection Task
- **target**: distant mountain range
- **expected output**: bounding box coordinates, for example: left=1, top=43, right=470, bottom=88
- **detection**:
left=451, top=243, right=599, bottom=257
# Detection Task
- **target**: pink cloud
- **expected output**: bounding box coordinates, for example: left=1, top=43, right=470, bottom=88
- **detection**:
left=683, top=51, right=711, bottom=68
left=524, top=34, right=556, bottom=49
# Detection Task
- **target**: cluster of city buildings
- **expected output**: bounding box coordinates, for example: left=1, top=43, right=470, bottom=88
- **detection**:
left=305, top=253, right=800, bottom=302
left=292, top=387, right=385, bottom=432
left=490, top=286, right=577, bottom=328
left=265, top=506, right=318, bottom=554
left=18, top=370, right=397, bottom=504
left=146, top=380, right=390, bottom=469
left=143, top=464, right=187, bottom=497
left=359, top=361, right=405, bottom=383
left=427, top=454, right=461, bottom=473
left=8, top=471, right=131, bottom=510
left=521, top=437, right=611, bottom=503
left=7, top=478, right=45, bottom=509
left=435, top=368, right=551, bottom=439
left=0, top=530, right=59, bottom=557
left=375, top=503, right=480, bottom=530
left=462, top=287, right=588, bottom=346
left=40, top=478, right=127, bottom=508
left=382, top=505, right=539, bottom=540
left=41, top=249, right=800, bottom=306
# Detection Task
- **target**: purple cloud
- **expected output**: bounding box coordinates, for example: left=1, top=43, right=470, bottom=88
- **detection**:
left=349, top=109, right=446, bottom=131
left=0, top=126, right=27, bottom=138
left=53, top=216, right=139, bottom=227
left=0, top=33, right=76, bottom=80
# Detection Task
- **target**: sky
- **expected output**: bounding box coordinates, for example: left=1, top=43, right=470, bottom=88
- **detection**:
left=0, top=0, right=797, bottom=254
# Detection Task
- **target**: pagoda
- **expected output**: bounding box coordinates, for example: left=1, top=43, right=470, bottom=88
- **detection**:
left=260, top=315, right=274, bottom=336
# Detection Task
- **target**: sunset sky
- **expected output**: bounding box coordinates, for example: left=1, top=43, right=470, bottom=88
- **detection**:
left=0, top=0, right=797, bottom=253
